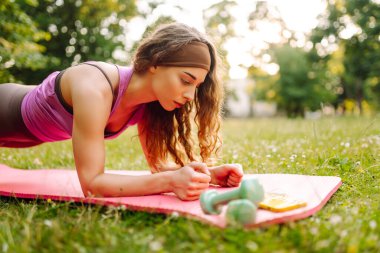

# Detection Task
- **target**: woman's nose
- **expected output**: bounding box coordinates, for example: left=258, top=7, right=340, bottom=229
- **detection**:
left=183, top=87, right=196, bottom=101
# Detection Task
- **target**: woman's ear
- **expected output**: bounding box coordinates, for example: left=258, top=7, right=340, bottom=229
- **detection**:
left=149, top=66, right=157, bottom=74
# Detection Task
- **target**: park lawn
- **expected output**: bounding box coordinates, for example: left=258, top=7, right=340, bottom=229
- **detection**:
left=0, top=116, right=379, bottom=253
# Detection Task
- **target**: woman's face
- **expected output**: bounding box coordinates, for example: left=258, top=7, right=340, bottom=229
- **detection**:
left=150, top=66, right=208, bottom=111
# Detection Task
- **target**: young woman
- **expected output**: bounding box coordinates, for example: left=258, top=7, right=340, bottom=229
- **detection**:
left=0, top=23, right=243, bottom=200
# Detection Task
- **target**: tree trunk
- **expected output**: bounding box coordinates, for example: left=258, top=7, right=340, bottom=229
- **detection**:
left=356, top=79, right=364, bottom=115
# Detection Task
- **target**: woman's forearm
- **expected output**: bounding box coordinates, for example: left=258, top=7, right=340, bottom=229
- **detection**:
left=85, top=171, right=174, bottom=197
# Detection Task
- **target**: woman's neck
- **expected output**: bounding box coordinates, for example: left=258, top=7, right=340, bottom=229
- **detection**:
left=123, top=71, right=156, bottom=108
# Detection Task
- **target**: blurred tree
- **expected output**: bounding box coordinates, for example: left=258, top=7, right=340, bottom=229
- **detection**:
left=128, top=0, right=179, bottom=57
left=248, top=1, right=295, bottom=44
left=311, top=0, right=380, bottom=113
left=129, top=16, right=176, bottom=58
left=246, top=66, right=278, bottom=117
left=0, top=0, right=50, bottom=83
left=247, top=66, right=278, bottom=103
left=203, top=0, right=237, bottom=116
left=203, top=0, right=236, bottom=79
left=247, top=1, right=337, bottom=117
left=9, top=0, right=136, bottom=85
left=274, top=45, right=324, bottom=117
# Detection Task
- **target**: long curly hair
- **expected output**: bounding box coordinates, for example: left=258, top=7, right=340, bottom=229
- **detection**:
left=133, top=23, right=224, bottom=171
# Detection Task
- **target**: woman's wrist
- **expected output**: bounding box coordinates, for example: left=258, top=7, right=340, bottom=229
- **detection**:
left=160, top=170, right=176, bottom=192
left=208, top=166, right=218, bottom=185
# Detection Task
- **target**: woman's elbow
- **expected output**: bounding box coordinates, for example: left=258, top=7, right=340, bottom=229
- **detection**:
left=80, top=176, right=102, bottom=197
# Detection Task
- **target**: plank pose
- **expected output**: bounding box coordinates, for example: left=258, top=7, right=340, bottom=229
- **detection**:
left=0, top=23, right=243, bottom=200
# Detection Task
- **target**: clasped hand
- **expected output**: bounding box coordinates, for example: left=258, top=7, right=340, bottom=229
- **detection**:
left=171, top=162, right=244, bottom=201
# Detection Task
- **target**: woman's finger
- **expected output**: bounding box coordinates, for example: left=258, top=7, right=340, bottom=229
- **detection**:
left=185, top=190, right=204, bottom=199
left=227, top=176, right=242, bottom=186
left=188, top=162, right=210, bottom=175
left=188, top=182, right=209, bottom=190
left=230, top=164, right=244, bottom=176
left=192, top=171, right=211, bottom=183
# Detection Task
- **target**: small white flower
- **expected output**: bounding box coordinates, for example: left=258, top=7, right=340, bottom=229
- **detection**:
left=351, top=207, right=359, bottom=215
left=2, top=243, right=9, bottom=252
left=44, top=219, right=53, bottom=227
left=369, top=220, right=377, bottom=229
left=316, top=239, right=330, bottom=249
left=329, top=214, right=342, bottom=225
left=33, top=158, right=42, bottom=165
left=246, top=241, right=258, bottom=251
left=149, top=241, right=163, bottom=251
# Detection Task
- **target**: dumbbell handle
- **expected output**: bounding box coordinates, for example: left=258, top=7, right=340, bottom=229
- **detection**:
left=209, top=188, right=240, bottom=206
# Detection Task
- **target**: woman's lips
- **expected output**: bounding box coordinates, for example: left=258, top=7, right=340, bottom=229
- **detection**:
left=174, top=101, right=183, bottom=108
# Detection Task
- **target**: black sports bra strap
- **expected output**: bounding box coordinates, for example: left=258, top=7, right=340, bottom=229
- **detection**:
left=80, top=62, right=115, bottom=99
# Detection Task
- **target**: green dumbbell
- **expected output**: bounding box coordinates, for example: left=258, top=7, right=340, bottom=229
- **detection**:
left=200, top=178, right=264, bottom=215
left=226, top=199, right=257, bottom=226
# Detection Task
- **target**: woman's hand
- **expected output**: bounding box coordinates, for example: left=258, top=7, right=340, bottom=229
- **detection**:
left=170, top=162, right=211, bottom=201
left=209, top=164, right=244, bottom=187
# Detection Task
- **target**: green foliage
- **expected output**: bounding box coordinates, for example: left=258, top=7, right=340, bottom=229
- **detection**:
left=310, top=0, right=380, bottom=112
left=0, top=0, right=50, bottom=83
left=1, top=117, right=380, bottom=252
left=272, top=45, right=336, bottom=117
left=247, top=65, right=278, bottom=102
left=274, top=45, right=311, bottom=117
left=6, top=0, right=136, bottom=85
left=247, top=1, right=380, bottom=116
left=246, top=2, right=337, bottom=117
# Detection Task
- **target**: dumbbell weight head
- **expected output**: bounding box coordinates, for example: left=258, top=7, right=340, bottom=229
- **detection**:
left=200, top=190, right=222, bottom=214
left=239, top=178, right=265, bottom=204
left=226, top=199, right=257, bottom=226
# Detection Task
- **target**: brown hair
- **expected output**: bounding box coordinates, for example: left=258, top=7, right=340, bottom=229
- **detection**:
left=133, top=23, right=224, bottom=171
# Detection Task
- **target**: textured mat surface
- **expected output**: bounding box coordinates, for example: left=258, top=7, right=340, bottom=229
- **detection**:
left=0, top=164, right=341, bottom=228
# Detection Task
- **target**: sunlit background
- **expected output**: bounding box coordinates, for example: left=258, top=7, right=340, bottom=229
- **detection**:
left=126, top=0, right=325, bottom=79
left=1, top=0, right=380, bottom=118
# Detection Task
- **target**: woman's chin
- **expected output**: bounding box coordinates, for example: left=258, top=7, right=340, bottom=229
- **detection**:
left=159, top=102, right=176, bottom=111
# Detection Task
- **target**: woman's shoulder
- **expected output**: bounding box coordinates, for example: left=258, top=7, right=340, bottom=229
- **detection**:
left=83, top=61, right=120, bottom=84
left=63, top=61, right=119, bottom=91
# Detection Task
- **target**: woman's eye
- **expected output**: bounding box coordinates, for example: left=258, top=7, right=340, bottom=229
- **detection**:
left=181, top=79, right=192, bottom=85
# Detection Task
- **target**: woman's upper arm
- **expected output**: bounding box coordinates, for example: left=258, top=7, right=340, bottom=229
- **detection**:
left=70, top=77, right=113, bottom=195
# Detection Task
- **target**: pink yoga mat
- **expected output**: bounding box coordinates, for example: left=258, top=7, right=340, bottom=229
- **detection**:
left=0, top=164, right=341, bottom=228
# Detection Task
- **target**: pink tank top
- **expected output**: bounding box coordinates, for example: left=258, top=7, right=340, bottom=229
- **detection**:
left=21, top=64, right=146, bottom=142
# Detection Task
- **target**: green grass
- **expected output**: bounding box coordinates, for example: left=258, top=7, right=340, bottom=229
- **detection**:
left=1, top=116, right=380, bottom=252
